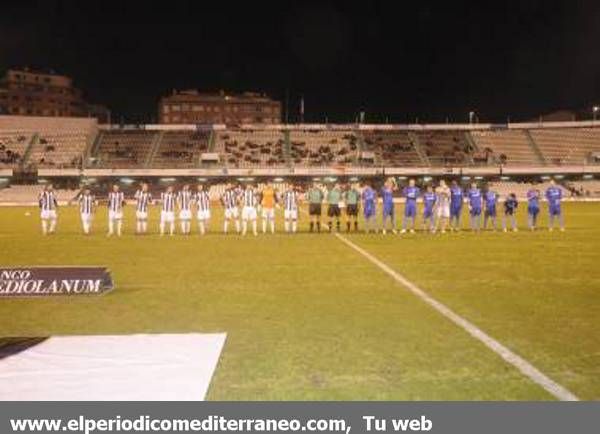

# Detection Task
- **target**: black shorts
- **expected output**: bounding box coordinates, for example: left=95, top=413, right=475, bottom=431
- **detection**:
left=346, top=204, right=358, bottom=216
left=327, top=204, right=341, bottom=217
left=309, top=203, right=322, bottom=216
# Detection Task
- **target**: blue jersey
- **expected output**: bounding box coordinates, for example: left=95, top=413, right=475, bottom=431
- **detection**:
left=485, top=191, right=498, bottom=209
left=450, top=187, right=464, bottom=208
left=467, top=188, right=482, bottom=209
left=545, top=186, right=562, bottom=207
left=403, top=186, right=420, bottom=203
left=381, top=187, right=394, bottom=212
left=423, top=192, right=436, bottom=215
left=362, top=188, right=376, bottom=216
left=527, top=189, right=540, bottom=209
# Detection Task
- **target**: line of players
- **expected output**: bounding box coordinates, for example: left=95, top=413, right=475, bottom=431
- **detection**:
left=305, top=178, right=564, bottom=234
left=37, top=178, right=565, bottom=236
left=38, top=182, right=300, bottom=236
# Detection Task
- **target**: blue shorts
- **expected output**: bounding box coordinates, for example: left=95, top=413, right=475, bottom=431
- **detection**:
left=450, top=205, right=462, bottom=217
left=364, top=207, right=376, bottom=218
left=470, top=207, right=481, bottom=217
left=549, top=205, right=561, bottom=216
left=528, top=206, right=539, bottom=216
left=485, top=207, right=496, bottom=217
left=405, top=202, right=417, bottom=217
left=423, top=209, right=434, bottom=219
left=382, top=206, right=395, bottom=217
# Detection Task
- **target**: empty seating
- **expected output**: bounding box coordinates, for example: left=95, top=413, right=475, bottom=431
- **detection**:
left=470, top=130, right=539, bottom=165
left=214, top=130, right=287, bottom=168
left=151, top=130, right=210, bottom=168
left=289, top=130, right=358, bottom=166
left=0, top=131, right=31, bottom=167
left=93, top=130, right=157, bottom=168
left=361, top=131, right=422, bottom=166
left=529, top=128, right=600, bottom=165
left=416, top=131, right=473, bottom=166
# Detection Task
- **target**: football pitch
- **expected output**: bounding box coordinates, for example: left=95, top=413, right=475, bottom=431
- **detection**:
left=0, top=202, right=599, bottom=400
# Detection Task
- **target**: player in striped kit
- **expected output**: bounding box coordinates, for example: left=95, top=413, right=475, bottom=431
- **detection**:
left=39, top=184, right=58, bottom=235
left=134, top=183, right=152, bottom=235
left=160, top=186, right=177, bottom=236
left=107, top=184, right=125, bottom=237
left=177, top=184, right=193, bottom=235
left=241, top=184, right=259, bottom=236
left=77, top=187, right=97, bottom=235
left=221, top=184, right=240, bottom=234
left=282, top=185, right=299, bottom=233
left=195, top=184, right=211, bottom=235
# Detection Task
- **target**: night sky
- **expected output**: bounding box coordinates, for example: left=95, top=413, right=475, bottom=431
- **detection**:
left=2, top=1, right=599, bottom=124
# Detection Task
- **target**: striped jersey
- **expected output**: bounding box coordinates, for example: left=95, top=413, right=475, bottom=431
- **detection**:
left=39, top=191, right=57, bottom=211
left=107, top=191, right=124, bottom=212
left=242, top=189, right=258, bottom=207
left=135, top=190, right=152, bottom=212
left=195, top=191, right=210, bottom=212
left=79, top=194, right=95, bottom=214
left=161, top=192, right=176, bottom=212
left=177, top=190, right=193, bottom=211
left=283, top=190, right=299, bottom=211
left=222, top=189, right=238, bottom=209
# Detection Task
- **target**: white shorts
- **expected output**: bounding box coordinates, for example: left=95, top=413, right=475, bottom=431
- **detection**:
left=284, top=209, right=298, bottom=220
left=161, top=211, right=175, bottom=223
left=179, top=210, right=192, bottom=220
left=436, top=205, right=450, bottom=219
left=80, top=213, right=92, bottom=223
left=261, top=207, right=275, bottom=219
left=40, top=210, right=57, bottom=220
left=242, top=206, right=257, bottom=221
left=197, top=209, right=211, bottom=221
left=136, top=211, right=148, bottom=220
left=108, top=210, right=123, bottom=220
left=225, top=207, right=239, bottom=219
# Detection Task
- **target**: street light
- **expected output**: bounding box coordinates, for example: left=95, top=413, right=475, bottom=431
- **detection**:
left=593, top=106, right=599, bottom=121
left=469, top=111, right=475, bottom=124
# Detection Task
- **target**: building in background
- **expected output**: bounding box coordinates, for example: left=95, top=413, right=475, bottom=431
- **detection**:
left=159, top=89, right=281, bottom=125
left=0, top=68, right=110, bottom=123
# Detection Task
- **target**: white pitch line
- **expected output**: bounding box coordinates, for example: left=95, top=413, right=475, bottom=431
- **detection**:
left=335, top=233, right=579, bottom=401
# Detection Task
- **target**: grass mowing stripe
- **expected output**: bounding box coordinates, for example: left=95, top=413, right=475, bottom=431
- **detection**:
left=334, top=233, right=580, bottom=402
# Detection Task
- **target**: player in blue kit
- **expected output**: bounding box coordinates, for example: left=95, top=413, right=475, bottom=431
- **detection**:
left=380, top=180, right=397, bottom=234
left=466, top=183, right=482, bottom=232
left=527, top=187, right=541, bottom=230
left=546, top=179, right=565, bottom=232
left=449, top=181, right=464, bottom=231
left=422, top=185, right=437, bottom=233
left=362, top=183, right=377, bottom=233
left=483, top=188, right=498, bottom=230
left=401, top=179, right=420, bottom=233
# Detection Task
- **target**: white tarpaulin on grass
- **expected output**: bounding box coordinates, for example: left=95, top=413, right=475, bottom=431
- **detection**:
left=0, top=333, right=226, bottom=401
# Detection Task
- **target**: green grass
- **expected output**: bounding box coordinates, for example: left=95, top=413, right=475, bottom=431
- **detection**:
left=0, top=203, right=598, bottom=400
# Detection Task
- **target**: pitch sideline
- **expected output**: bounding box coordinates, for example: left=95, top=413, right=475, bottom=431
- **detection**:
left=334, top=233, right=579, bottom=401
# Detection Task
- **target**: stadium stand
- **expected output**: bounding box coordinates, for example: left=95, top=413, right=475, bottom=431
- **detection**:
left=289, top=130, right=358, bottom=166
left=0, top=131, right=30, bottom=167
left=0, top=116, right=97, bottom=169
left=564, top=180, right=600, bottom=197
left=214, top=130, right=287, bottom=167
left=151, top=130, right=211, bottom=168
left=92, top=129, right=157, bottom=168
left=0, top=184, right=78, bottom=203
left=361, top=130, right=423, bottom=166
left=415, top=130, right=473, bottom=165
left=529, top=127, right=600, bottom=165
left=470, top=130, right=540, bottom=165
